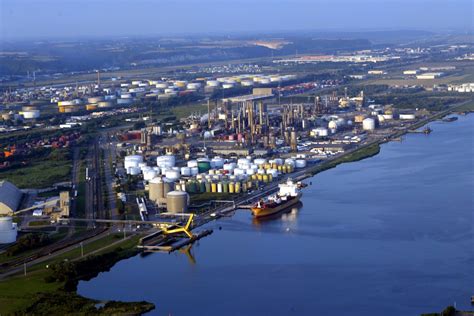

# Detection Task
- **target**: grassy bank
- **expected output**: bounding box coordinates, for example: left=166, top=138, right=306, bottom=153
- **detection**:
left=310, top=143, right=381, bottom=176
left=455, top=99, right=474, bottom=112
left=0, top=234, right=155, bottom=315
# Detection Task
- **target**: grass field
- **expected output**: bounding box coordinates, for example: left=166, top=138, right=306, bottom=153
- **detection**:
left=171, top=103, right=208, bottom=119
left=0, top=234, right=143, bottom=315
left=0, top=159, right=71, bottom=189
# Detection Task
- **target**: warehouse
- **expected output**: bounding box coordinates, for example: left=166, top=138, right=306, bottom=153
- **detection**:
left=0, top=181, right=23, bottom=215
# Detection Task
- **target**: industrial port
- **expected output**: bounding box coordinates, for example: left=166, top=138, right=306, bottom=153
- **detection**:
left=0, top=6, right=473, bottom=314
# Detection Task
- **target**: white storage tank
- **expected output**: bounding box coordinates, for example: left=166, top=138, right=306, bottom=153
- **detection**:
left=223, top=163, right=236, bottom=172
left=187, top=83, right=202, bottom=90
left=295, top=159, right=307, bottom=168
left=222, top=83, right=235, bottom=89
left=233, top=168, right=245, bottom=176
left=237, top=158, right=250, bottom=165
left=399, top=114, right=416, bottom=120
left=267, top=169, right=279, bottom=178
left=284, top=159, right=296, bottom=167
left=181, top=167, right=192, bottom=177
left=165, top=170, right=180, bottom=181
left=143, top=170, right=157, bottom=181
left=0, top=217, right=17, bottom=244
left=127, top=167, right=141, bottom=175
left=187, top=160, right=198, bottom=168
left=274, top=158, right=284, bottom=165
left=206, top=80, right=220, bottom=87
left=363, top=118, right=376, bottom=131
left=157, top=155, right=176, bottom=168
left=253, top=158, right=267, bottom=166
left=191, top=167, right=199, bottom=176
left=124, top=155, right=143, bottom=169
left=211, top=157, right=225, bottom=169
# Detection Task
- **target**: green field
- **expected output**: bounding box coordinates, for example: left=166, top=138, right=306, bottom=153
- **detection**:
left=171, top=103, right=208, bottom=119
left=0, top=159, right=71, bottom=189
left=0, top=234, right=149, bottom=314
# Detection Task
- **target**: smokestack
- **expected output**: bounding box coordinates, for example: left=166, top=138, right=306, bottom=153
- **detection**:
left=207, top=99, right=211, bottom=129
left=290, top=130, right=297, bottom=152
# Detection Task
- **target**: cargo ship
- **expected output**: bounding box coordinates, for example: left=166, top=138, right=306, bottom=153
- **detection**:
left=251, top=179, right=302, bottom=218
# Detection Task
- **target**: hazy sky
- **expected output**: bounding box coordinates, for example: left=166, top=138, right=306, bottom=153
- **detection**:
left=1, top=0, right=472, bottom=40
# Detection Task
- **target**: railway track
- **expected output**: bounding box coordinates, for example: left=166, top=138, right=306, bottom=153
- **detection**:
left=0, top=227, right=108, bottom=271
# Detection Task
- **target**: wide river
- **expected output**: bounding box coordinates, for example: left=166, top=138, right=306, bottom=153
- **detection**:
left=79, top=114, right=474, bottom=316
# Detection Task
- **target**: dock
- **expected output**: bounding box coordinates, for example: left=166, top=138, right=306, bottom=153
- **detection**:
left=138, top=230, right=213, bottom=253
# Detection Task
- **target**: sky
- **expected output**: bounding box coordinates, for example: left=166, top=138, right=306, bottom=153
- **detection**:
left=0, top=0, right=472, bottom=40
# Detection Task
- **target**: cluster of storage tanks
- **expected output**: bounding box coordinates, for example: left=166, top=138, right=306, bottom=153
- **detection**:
left=123, top=154, right=308, bottom=213
left=205, top=74, right=297, bottom=90
left=57, top=95, right=120, bottom=112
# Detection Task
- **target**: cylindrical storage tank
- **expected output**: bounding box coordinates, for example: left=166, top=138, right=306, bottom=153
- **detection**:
left=143, top=170, right=157, bottom=181
left=187, top=83, right=202, bottom=90
left=382, top=114, right=393, bottom=120
left=223, top=163, right=236, bottom=172
left=211, top=157, right=225, bottom=169
left=98, top=101, right=114, bottom=108
left=117, top=98, right=134, bottom=105
left=206, top=80, right=220, bottom=87
left=187, top=160, right=198, bottom=168
left=156, top=82, right=169, bottom=89
left=205, top=181, right=211, bottom=193
left=267, top=169, right=279, bottom=178
left=157, top=155, right=176, bottom=168
left=165, top=170, right=180, bottom=181
left=222, top=181, right=229, bottom=193
left=217, top=182, right=223, bottom=193
left=86, top=104, right=98, bottom=111
left=181, top=167, right=191, bottom=177
left=295, top=159, right=307, bottom=168
left=0, top=217, right=17, bottom=244
left=253, top=158, right=266, bottom=166
left=235, top=182, right=241, bottom=193
left=87, top=96, right=105, bottom=104
left=399, top=114, right=416, bottom=120
left=284, top=159, right=295, bottom=168
left=128, top=167, right=141, bottom=175
left=21, top=110, right=41, bottom=119
left=124, top=155, right=143, bottom=169
left=362, top=118, right=376, bottom=130
left=166, top=191, right=189, bottom=213
left=237, top=158, right=250, bottom=165
left=197, top=158, right=211, bottom=173
left=229, top=182, right=235, bottom=193
left=354, top=115, right=366, bottom=123
left=246, top=168, right=255, bottom=176
left=190, top=167, right=199, bottom=176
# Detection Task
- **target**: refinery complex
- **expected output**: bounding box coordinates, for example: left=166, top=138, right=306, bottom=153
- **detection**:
left=0, top=22, right=473, bottom=315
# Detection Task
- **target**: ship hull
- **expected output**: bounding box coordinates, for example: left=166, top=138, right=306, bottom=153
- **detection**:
left=251, top=193, right=302, bottom=218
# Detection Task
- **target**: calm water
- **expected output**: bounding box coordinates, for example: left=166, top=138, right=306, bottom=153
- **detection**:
left=79, top=114, right=474, bottom=316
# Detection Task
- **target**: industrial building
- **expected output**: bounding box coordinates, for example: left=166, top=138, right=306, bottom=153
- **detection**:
left=0, top=181, right=22, bottom=215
